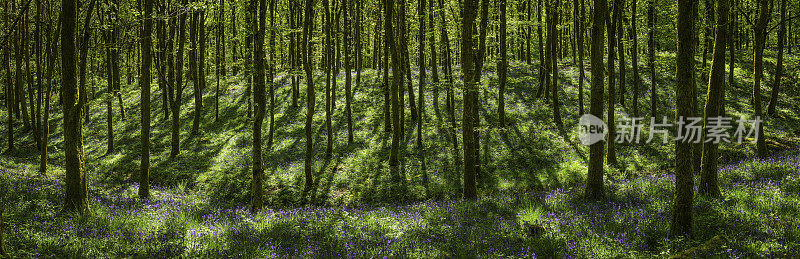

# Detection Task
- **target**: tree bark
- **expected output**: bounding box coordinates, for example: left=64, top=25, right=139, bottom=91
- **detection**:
left=499, top=0, right=507, bottom=127
left=672, top=0, right=700, bottom=237
left=251, top=0, right=266, bottom=212
left=62, top=0, right=88, bottom=212
left=586, top=0, right=607, bottom=200
left=752, top=0, right=770, bottom=158
left=461, top=0, right=478, bottom=200
left=698, top=0, right=729, bottom=199
left=139, top=0, right=153, bottom=199
left=768, top=0, right=786, bottom=115
left=606, top=0, right=620, bottom=165
left=577, top=0, right=586, bottom=116
left=648, top=0, right=657, bottom=119
left=302, top=0, right=316, bottom=197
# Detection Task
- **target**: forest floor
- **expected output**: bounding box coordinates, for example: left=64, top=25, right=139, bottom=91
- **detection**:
left=1, top=50, right=799, bottom=257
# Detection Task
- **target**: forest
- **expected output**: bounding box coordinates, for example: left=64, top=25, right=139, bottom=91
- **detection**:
left=0, top=0, right=799, bottom=257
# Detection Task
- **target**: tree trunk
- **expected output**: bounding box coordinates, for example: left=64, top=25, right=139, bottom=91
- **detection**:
left=388, top=0, right=402, bottom=170
left=698, top=0, right=729, bottom=199
left=302, top=0, right=316, bottom=197
left=62, top=0, right=88, bottom=212
left=536, top=0, right=546, bottom=99
left=139, top=0, right=153, bottom=199
left=672, top=0, right=701, bottom=237
left=630, top=0, right=638, bottom=117
left=429, top=0, right=439, bottom=110
left=417, top=0, right=426, bottom=148
left=577, top=0, right=586, bottom=116
left=606, top=0, right=619, bottom=165
left=499, top=0, right=507, bottom=127
left=617, top=0, right=626, bottom=108
left=550, top=1, right=562, bottom=127
left=768, top=0, right=786, bottom=115
left=324, top=0, right=333, bottom=157
left=383, top=0, right=391, bottom=133
left=649, top=0, right=657, bottom=119
left=586, top=0, right=607, bottom=200
left=268, top=0, right=276, bottom=149
left=193, top=9, right=206, bottom=135
left=461, top=0, right=478, bottom=200
left=172, top=0, right=188, bottom=158
left=251, top=0, right=266, bottom=212
left=4, top=2, right=14, bottom=152
left=752, top=0, right=770, bottom=158
left=345, top=0, right=353, bottom=144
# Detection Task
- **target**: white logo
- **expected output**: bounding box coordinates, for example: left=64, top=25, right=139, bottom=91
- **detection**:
left=578, top=114, right=607, bottom=146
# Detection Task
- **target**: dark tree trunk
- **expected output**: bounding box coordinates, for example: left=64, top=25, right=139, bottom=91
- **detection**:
left=536, top=0, right=546, bottom=99
left=577, top=0, right=586, bottom=116
left=140, top=0, right=153, bottom=199
left=617, top=0, right=626, bottom=108
left=324, top=0, right=332, bottom=157
left=461, top=0, right=478, bottom=200
left=630, top=0, right=639, bottom=117
left=698, top=0, right=730, bottom=199
left=388, top=0, right=402, bottom=171
left=429, top=0, right=439, bottom=110
left=172, top=0, right=188, bottom=158
left=251, top=0, right=266, bottom=212
left=586, top=0, right=607, bottom=200
left=606, top=0, right=620, bottom=165
left=417, top=0, right=426, bottom=148
left=383, top=0, right=391, bottom=133
left=268, top=0, right=276, bottom=149
left=192, top=9, right=206, bottom=135
left=752, top=0, right=770, bottom=158
left=649, top=0, right=657, bottom=119
left=344, top=0, right=353, bottom=145
left=768, top=0, right=786, bottom=115
left=62, top=0, right=88, bottom=212
left=499, top=0, right=507, bottom=127
left=672, top=0, right=701, bottom=237
left=302, top=0, right=316, bottom=198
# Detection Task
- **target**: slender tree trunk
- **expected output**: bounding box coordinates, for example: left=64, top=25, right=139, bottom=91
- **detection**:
left=768, top=0, right=786, bottom=115
left=631, top=0, right=639, bottom=117
left=251, top=0, right=266, bottom=212
left=536, top=0, right=546, bottom=99
left=586, top=0, right=607, bottom=200
left=383, top=0, right=391, bottom=133
left=40, top=5, right=60, bottom=173
left=649, top=0, right=657, bottom=119
left=550, top=1, right=562, bottom=127
left=5, top=0, right=15, bottom=152
left=193, top=9, right=206, bottom=135
left=429, top=0, right=439, bottom=110
left=62, top=0, right=88, bottom=212
left=343, top=0, right=353, bottom=144
left=606, top=0, right=619, bottom=165
left=752, top=0, right=770, bottom=158
left=417, top=0, right=426, bottom=148
left=617, top=1, right=626, bottom=108
left=268, top=0, right=276, bottom=149
left=172, top=0, right=188, bottom=158
left=139, top=0, right=153, bottom=199
left=725, top=0, right=735, bottom=118
left=302, top=0, right=316, bottom=197
left=698, top=0, right=729, bottom=199
left=388, top=0, right=403, bottom=171
left=672, top=0, right=701, bottom=237
left=104, top=5, right=114, bottom=154
left=499, top=0, right=507, bottom=127
left=324, top=0, right=333, bottom=157
left=461, top=0, right=478, bottom=200
left=577, top=0, right=586, bottom=116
